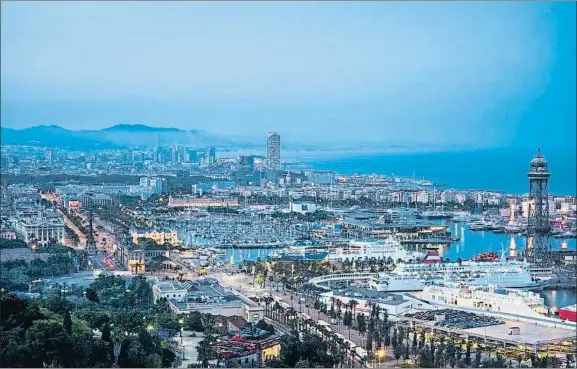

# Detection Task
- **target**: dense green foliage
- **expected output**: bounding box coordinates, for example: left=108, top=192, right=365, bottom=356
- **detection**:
left=86, top=274, right=153, bottom=310
left=0, top=275, right=179, bottom=368
left=0, top=239, right=28, bottom=249
left=0, top=246, right=86, bottom=292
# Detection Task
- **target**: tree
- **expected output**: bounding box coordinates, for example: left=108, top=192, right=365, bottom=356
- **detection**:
left=464, top=341, right=472, bottom=367
left=356, top=313, right=366, bottom=336
left=74, top=306, right=110, bottom=330
left=349, top=299, right=359, bottom=318
left=184, top=311, right=205, bottom=332
left=63, top=310, right=73, bottom=334
left=279, top=332, right=302, bottom=368
left=201, top=313, right=215, bottom=333
left=255, top=272, right=265, bottom=288
left=85, top=287, right=100, bottom=303
left=25, top=320, right=72, bottom=367
left=111, top=310, right=145, bottom=334
left=101, top=322, right=111, bottom=342
left=295, top=359, right=311, bottom=367
left=196, top=335, right=216, bottom=368
left=69, top=332, right=111, bottom=368
left=366, top=330, right=373, bottom=352
left=474, top=347, right=483, bottom=368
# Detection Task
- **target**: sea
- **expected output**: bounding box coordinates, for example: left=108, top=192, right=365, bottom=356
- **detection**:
left=282, top=147, right=576, bottom=195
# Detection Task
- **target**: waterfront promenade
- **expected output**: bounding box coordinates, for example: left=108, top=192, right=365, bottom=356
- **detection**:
left=215, top=270, right=576, bottom=361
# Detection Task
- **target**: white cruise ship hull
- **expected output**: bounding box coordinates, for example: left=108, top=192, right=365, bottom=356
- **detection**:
left=371, top=272, right=545, bottom=293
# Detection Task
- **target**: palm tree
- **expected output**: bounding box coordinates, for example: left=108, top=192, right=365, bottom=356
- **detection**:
left=349, top=299, right=358, bottom=320
left=335, top=299, right=343, bottom=323
left=264, top=296, right=274, bottom=318
left=196, top=335, right=216, bottom=368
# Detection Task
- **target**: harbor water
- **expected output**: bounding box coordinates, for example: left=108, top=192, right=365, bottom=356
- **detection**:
left=217, top=226, right=576, bottom=308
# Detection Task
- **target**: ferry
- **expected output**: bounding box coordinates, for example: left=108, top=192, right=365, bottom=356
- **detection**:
left=417, top=281, right=547, bottom=319
left=368, top=250, right=547, bottom=292
left=327, top=237, right=424, bottom=262
left=393, top=250, right=547, bottom=281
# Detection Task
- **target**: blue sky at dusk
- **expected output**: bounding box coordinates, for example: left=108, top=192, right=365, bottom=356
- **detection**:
left=1, top=2, right=575, bottom=148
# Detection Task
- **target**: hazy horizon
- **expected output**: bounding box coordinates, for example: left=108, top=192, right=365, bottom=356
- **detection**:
left=2, top=2, right=575, bottom=149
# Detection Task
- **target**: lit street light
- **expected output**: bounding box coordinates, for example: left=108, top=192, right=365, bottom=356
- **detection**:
left=376, top=348, right=386, bottom=368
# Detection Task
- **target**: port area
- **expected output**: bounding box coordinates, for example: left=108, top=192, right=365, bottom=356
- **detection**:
left=398, top=309, right=576, bottom=357
left=463, top=320, right=574, bottom=346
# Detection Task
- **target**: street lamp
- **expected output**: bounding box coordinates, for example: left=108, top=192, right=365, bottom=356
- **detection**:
left=124, top=289, right=131, bottom=310
left=113, top=338, right=122, bottom=367
left=376, top=348, right=386, bottom=368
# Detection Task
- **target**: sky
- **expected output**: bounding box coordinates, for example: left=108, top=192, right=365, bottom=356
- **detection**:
left=1, top=1, right=575, bottom=149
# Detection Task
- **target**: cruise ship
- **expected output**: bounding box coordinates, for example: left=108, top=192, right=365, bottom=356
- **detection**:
left=368, top=251, right=547, bottom=292
left=393, top=250, right=550, bottom=282
left=417, top=281, right=546, bottom=318
left=327, top=237, right=424, bottom=262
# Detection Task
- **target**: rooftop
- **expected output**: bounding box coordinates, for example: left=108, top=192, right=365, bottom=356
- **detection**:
left=463, top=319, right=575, bottom=345
left=329, top=286, right=406, bottom=305
left=155, top=281, right=188, bottom=293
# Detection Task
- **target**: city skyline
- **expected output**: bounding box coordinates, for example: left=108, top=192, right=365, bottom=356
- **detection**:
left=1, top=2, right=576, bottom=150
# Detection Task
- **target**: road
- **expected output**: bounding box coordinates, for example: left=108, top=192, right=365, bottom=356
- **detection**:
left=58, top=208, right=87, bottom=248
left=218, top=272, right=370, bottom=352
left=75, top=211, right=117, bottom=254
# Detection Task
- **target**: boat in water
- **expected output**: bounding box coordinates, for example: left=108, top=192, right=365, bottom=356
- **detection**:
left=467, top=220, right=499, bottom=231
left=452, top=213, right=472, bottom=222
left=269, top=246, right=329, bottom=261
left=420, top=210, right=453, bottom=220
left=269, top=240, right=330, bottom=261
left=369, top=250, right=548, bottom=292
left=327, top=237, right=424, bottom=262
left=417, top=281, right=548, bottom=319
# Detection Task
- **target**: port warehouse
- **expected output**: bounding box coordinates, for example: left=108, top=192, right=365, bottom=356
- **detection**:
left=396, top=313, right=577, bottom=357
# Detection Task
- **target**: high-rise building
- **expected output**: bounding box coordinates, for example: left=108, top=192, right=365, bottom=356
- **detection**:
left=207, top=147, right=216, bottom=165
left=45, top=149, right=53, bottom=163
left=184, top=148, right=197, bottom=163
left=266, top=132, right=281, bottom=171
left=140, top=177, right=167, bottom=195
left=238, top=155, right=255, bottom=172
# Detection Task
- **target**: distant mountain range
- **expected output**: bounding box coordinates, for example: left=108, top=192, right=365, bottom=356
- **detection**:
left=0, top=124, right=244, bottom=150
left=1, top=124, right=481, bottom=152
